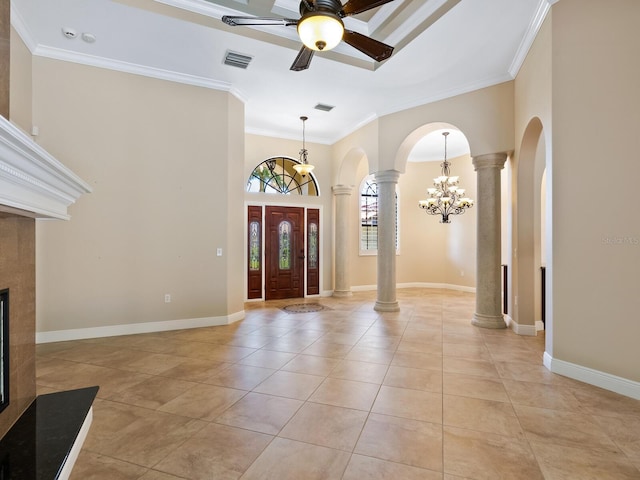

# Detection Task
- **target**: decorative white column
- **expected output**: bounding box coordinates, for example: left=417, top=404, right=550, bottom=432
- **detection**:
left=374, top=170, right=400, bottom=312
left=472, top=153, right=508, bottom=328
left=332, top=185, right=353, bottom=297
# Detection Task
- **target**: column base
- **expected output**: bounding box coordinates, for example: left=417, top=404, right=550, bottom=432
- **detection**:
left=332, top=290, right=353, bottom=298
left=472, top=312, right=507, bottom=329
left=374, top=301, right=400, bottom=312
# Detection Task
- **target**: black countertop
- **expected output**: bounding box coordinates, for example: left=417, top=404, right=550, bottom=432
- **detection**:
left=0, top=386, right=99, bottom=479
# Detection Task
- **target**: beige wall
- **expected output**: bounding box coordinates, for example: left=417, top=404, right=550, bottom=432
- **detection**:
left=9, top=28, right=31, bottom=131
left=33, top=58, right=244, bottom=333
left=512, top=11, right=552, bottom=331
left=550, top=0, right=640, bottom=381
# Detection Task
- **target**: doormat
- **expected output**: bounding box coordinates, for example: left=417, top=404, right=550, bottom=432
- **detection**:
left=281, top=303, right=327, bottom=314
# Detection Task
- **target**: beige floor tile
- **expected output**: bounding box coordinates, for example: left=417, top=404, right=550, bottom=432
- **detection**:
left=355, top=413, right=443, bottom=472
left=444, top=394, right=523, bottom=437
left=309, top=377, right=380, bottom=411
left=302, top=341, right=353, bottom=358
left=158, top=383, right=246, bottom=421
left=372, top=385, right=442, bottom=424
left=443, top=342, right=492, bottom=361
left=530, top=441, right=640, bottom=480
left=240, top=437, right=351, bottom=480
left=281, top=354, right=340, bottom=376
left=343, top=454, right=442, bottom=480
left=391, top=351, right=443, bottom=371
left=153, top=423, right=272, bottom=480
left=571, top=385, right=640, bottom=418
left=356, top=334, right=401, bottom=350
left=253, top=370, right=324, bottom=400
left=159, top=357, right=230, bottom=383
left=35, top=289, right=640, bottom=480
left=396, top=339, right=443, bottom=355
left=383, top=365, right=442, bottom=393
left=69, top=451, right=148, bottom=480
left=443, top=356, right=499, bottom=378
left=215, top=392, right=303, bottom=434
left=443, top=426, right=544, bottom=480
left=90, top=408, right=207, bottom=468
left=329, top=359, right=388, bottom=384
left=105, top=375, right=197, bottom=410
left=443, top=372, right=509, bottom=402
left=205, top=364, right=276, bottom=390
left=344, top=346, right=395, bottom=365
left=279, top=402, right=368, bottom=451
left=238, top=349, right=297, bottom=369
left=137, top=471, right=186, bottom=480
left=502, top=378, right=583, bottom=411
left=593, top=414, right=640, bottom=460
left=514, top=404, right=620, bottom=452
left=261, top=337, right=316, bottom=353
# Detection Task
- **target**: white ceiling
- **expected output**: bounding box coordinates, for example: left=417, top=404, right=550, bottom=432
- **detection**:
left=11, top=0, right=551, bottom=155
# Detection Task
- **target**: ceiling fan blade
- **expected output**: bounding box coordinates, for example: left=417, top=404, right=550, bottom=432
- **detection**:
left=343, top=30, right=394, bottom=62
left=290, top=46, right=315, bottom=71
left=341, top=0, right=395, bottom=16
left=222, top=16, right=298, bottom=27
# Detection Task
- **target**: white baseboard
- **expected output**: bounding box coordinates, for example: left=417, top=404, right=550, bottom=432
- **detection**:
left=36, top=311, right=245, bottom=344
left=535, top=320, right=545, bottom=331
left=543, top=352, right=640, bottom=400
left=351, top=282, right=476, bottom=293
left=504, top=315, right=537, bottom=336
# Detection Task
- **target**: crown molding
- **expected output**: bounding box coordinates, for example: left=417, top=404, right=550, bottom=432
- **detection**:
left=0, top=117, right=92, bottom=219
left=10, top=2, right=37, bottom=52
left=508, top=0, right=554, bottom=77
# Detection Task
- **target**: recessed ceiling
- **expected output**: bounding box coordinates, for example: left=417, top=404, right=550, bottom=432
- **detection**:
left=11, top=0, right=551, bottom=144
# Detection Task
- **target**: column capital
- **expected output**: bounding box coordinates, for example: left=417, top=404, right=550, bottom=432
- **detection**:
left=332, top=185, right=353, bottom=196
left=374, top=169, right=401, bottom=184
left=472, top=153, right=508, bottom=171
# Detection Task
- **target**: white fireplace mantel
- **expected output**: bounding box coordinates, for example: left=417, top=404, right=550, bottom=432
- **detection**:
left=0, top=116, right=91, bottom=219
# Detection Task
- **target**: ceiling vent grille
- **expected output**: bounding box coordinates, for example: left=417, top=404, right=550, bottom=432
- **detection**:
left=314, top=103, right=335, bottom=112
left=224, top=51, right=253, bottom=69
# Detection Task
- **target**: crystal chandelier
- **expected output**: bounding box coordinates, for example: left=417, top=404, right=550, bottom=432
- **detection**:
left=293, top=116, right=315, bottom=177
left=418, top=131, right=473, bottom=223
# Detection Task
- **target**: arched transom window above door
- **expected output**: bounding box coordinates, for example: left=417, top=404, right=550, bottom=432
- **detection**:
left=247, top=157, right=319, bottom=196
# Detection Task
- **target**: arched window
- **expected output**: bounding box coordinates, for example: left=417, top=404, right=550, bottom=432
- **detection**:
left=247, top=157, right=319, bottom=196
left=359, top=175, right=399, bottom=254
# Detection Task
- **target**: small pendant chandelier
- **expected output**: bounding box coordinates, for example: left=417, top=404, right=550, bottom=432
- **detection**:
left=418, top=131, right=473, bottom=223
left=293, top=116, right=315, bottom=177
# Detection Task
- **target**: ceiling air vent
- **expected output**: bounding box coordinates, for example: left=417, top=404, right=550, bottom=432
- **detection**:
left=224, top=51, right=253, bottom=69
left=314, top=103, right=335, bottom=112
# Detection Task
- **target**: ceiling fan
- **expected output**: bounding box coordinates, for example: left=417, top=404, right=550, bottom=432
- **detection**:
left=222, top=0, right=396, bottom=71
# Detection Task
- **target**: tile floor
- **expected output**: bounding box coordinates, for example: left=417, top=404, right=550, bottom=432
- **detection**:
left=35, top=289, right=640, bottom=479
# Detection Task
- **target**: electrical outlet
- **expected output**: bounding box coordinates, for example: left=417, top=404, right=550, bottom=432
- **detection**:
left=217, top=248, right=222, bottom=256
left=164, top=294, right=171, bottom=303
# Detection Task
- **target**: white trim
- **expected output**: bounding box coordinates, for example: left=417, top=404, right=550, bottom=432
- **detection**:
left=0, top=116, right=91, bottom=219
left=508, top=0, right=553, bottom=77
left=321, top=290, right=333, bottom=297
left=10, top=3, right=38, bottom=52
left=535, top=320, right=545, bottom=331
left=544, top=352, right=640, bottom=400
left=36, top=311, right=245, bottom=344
left=57, top=407, right=93, bottom=480
left=352, top=282, right=475, bottom=293
left=504, top=315, right=537, bottom=336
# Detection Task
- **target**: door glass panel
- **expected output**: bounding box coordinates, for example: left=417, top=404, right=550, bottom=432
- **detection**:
left=278, top=220, right=292, bottom=270
left=308, top=223, right=318, bottom=269
left=249, top=221, right=260, bottom=271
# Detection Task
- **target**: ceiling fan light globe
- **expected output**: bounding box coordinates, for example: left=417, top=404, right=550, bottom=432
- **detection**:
left=298, top=12, right=344, bottom=52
